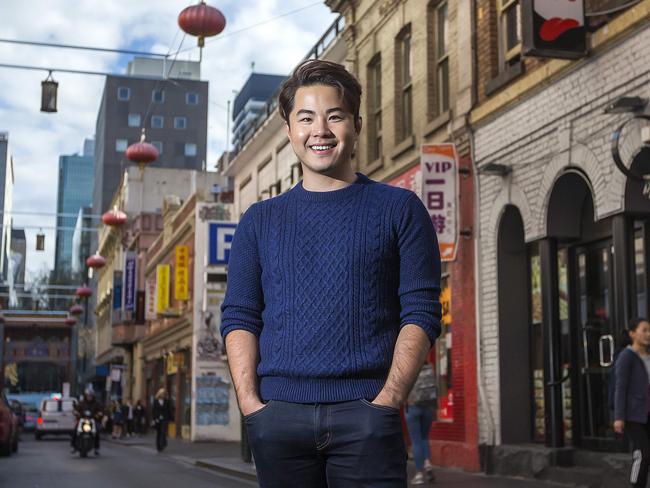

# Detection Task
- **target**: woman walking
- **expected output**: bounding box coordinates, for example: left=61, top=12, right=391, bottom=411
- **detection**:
left=152, top=388, right=172, bottom=452
left=614, top=317, right=650, bottom=487
left=405, top=360, right=437, bottom=485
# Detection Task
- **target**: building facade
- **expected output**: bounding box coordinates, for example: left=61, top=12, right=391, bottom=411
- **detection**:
left=471, top=0, right=650, bottom=478
left=0, top=132, right=14, bottom=285
left=92, top=58, right=209, bottom=216
left=54, top=140, right=94, bottom=278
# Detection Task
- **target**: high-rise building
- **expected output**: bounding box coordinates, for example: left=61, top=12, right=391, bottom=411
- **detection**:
left=0, top=132, right=14, bottom=283
left=54, top=139, right=94, bottom=278
left=92, top=57, right=209, bottom=215
left=231, top=73, right=286, bottom=153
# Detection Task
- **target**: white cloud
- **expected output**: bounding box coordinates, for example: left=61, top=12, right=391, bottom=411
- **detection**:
left=0, top=0, right=338, bottom=280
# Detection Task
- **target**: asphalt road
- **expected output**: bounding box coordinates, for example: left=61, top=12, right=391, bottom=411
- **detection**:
left=0, top=435, right=257, bottom=488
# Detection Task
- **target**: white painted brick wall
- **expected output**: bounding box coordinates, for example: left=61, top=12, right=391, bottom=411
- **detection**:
left=474, top=24, right=650, bottom=445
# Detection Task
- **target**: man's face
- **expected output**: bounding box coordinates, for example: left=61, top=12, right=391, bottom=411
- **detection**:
left=286, top=84, right=361, bottom=179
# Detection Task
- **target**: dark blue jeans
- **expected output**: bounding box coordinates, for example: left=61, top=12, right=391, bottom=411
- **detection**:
left=404, top=404, right=434, bottom=470
left=245, top=399, right=407, bottom=487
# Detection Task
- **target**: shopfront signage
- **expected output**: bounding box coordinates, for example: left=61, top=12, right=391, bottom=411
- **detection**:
left=523, top=0, right=586, bottom=59
left=175, top=245, right=190, bottom=301
left=421, top=144, right=459, bottom=262
left=156, top=264, right=170, bottom=314
left=208, top=222, right=237, bottom=266
left=123, top=252, right=137, bottom=312
left=145, top=278, right=157, bottom=320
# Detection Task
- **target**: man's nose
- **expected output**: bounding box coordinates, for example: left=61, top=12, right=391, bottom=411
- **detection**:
left=313, top=117, right=333, bottom=136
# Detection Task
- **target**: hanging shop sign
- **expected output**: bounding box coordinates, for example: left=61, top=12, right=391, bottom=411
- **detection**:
left=175, top=245, right=190, bottom=301
left=123, top=252, right=137, bottom=312
left=421, top=144, right=459, bottom=262
left=208, top=222, right=237, bottom=266
left=145, top=278, right=157, bottom=320
left=113, top=271, right=123, bottom=310
left=156, top=264, right=170, bottom=314
left=523, top=0, right=586, bottom=59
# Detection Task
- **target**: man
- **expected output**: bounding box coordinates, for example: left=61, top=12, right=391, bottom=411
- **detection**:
left=71, top=389, right=102, bottom=455
left=221, top=59, right=441, bottom=487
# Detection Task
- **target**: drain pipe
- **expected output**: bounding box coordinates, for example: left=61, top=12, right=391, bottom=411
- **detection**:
left=467, top=0, right=496, bottom=466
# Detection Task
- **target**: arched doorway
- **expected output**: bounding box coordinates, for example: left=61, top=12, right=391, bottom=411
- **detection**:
left=497, top=205, right=531, bottom=444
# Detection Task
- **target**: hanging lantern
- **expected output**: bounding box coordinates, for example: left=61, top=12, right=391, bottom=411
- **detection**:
left=178, top=1, right=226, bottom=54
left=69, top=304, right=84, bottom=316
left=64, top=316, right=77, bottom=326
left=86, top=253, right=106, bottom=269
left=102, top=206, right=128, bottom=226
left=76, top=286, right=92, bottom=299
left=126, top=130, right=158, bottom=172
left=36, top=231, right=45, bottom=251
left=41, top=71, right=58, bottom=113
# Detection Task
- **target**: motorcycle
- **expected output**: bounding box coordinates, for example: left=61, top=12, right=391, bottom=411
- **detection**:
left=75, top=410, right=97, bottom=458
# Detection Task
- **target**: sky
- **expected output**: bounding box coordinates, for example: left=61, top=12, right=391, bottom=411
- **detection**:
left=0, top=0, right=339, bottom=281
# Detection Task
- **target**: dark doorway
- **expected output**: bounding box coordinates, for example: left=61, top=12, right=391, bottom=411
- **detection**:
left=498, top=205, right=532, bottom=443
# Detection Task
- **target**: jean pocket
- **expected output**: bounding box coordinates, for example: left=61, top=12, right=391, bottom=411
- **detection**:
left=244, top=400, right=274, bottom=422
left=359, top=398, right=400, bottom=414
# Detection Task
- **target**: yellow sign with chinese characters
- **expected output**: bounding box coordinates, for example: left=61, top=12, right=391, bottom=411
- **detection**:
left=175, top=245, right=190, bottom=301
left=441, top=285, right=451, bottom=327
left=156, top=264, right=170, bottom=313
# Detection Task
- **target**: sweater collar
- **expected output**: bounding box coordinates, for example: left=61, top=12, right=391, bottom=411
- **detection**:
left=293, top=172, right=370, bottom=202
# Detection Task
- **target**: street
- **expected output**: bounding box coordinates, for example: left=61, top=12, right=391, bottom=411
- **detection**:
left=0, top=436, right=256, bottom=488
left=0, top=434, right=567, bottom=488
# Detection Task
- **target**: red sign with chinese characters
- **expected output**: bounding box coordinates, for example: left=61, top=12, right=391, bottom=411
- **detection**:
left=421, top=144, right=458, bottom=261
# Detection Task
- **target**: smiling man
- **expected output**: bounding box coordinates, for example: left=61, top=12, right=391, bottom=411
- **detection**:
left=220, top=60, right=441, bottom=487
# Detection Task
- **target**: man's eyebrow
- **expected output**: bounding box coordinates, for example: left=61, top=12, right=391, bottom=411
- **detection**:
left=295, top=107, right=346, bottom=116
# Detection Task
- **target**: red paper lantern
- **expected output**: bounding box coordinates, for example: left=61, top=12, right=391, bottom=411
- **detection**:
left=64, top=317, right=77, bottom=326
left=126, top=132, right=158, bottom=167
left=178, top=1, right=226, bottom=47
left=86, top=253, right=106, bottom=269
left=69, top=304, right=84, bottom=316
left=76, top=286, right=92, bottom=298
left=102, top=207, right=127, bottom=226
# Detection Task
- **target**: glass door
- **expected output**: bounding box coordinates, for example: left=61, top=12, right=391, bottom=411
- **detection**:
left=575, top=240, right=615, bottom=448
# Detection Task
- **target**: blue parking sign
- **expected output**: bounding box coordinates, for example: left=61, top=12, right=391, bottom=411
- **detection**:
left=208, top=222, right=237, bottom=266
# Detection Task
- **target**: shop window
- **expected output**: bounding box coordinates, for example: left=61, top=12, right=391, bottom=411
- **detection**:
left=429, top=1, right=450, bottom=117
left=367, top=55, right=382, bottom=162
left=529, top=244, right=545, bottom=441
left=395, top=26, right=413, bottom=141
left=434, top=274, right=453, bottom=421
left=635, top=227, right=647, bottom=317
left=558, top=247, right=572, bottom=445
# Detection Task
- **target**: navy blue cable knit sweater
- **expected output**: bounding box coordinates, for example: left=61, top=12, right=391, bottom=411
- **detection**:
left=220, top=172, right=441, bottom=403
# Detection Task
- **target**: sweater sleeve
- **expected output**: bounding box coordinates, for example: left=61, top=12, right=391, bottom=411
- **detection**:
left=614, top=350, right=632, bottom=421
left=396, top=193, right=442, bottom=346
left=220, top=203, right=265, bottom=340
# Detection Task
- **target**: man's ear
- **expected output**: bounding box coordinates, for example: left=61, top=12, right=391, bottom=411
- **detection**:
left=285, top=121, right=290, bottom=137
left=355, top=116, right=363, bottom=134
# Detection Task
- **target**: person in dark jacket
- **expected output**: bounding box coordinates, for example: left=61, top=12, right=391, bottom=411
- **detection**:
left=614, top=317, right=650, bottom=487
left=134, top=400, right=145, bottom=436
left=70, top=389, right=103, bottom=455
left=152, top=388, right=172, bottom=452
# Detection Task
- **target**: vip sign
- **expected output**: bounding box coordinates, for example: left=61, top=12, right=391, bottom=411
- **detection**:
left=523, top=0, right=586, bottom=59
left=208, top=222, right=237, bottom=266
left=175, top=245, right=190, bottom=301
left=421, top=144, right=458, bottom=262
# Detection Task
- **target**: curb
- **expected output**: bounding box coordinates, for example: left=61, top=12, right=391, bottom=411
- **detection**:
left=195, top=459, right=258, bottom=482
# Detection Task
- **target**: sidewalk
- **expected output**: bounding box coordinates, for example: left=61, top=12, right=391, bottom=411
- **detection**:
left=105, top=433, right=566, bottom=487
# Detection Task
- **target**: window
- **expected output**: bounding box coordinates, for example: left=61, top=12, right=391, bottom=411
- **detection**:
left=152, top=141, right=163, bottom=155
left=128, top=113, right=141, bottom=127
left=498, top=0, right=522, bottom=68
left=115, top=139, right=128, bottom=152
left=186, top=93, right=199, bottom=105
left=117, top=87, right=130, bottom=101
left=367, top=56, right=382, bottom=161
left=435, top=2, right=450, bottom=115
left=184, top=143, right=197, bottom=157
left=173, top=117, right=187, bottom=130
left=396, top=27, right=413, bottom=141
left=151, top=115, right=164, bottom=129
left=152, top=89, right=165, bottom=103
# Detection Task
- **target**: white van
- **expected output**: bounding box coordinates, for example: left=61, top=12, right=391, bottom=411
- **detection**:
left=35, top=397, right=77, bottom=440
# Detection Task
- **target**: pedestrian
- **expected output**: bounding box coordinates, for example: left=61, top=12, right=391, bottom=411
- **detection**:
left=111, top=400, right=124, bottom=439
left=405, top=361, right=438, bottom=485
left=134, top=399, right=145, bottom=436
left=220, top=59, right=441, bottom=487
left=124, top=400, right=134, bottom=437
left=152, top=388, right=172, bottom=452
left=614, top=317, right=650, bottom=487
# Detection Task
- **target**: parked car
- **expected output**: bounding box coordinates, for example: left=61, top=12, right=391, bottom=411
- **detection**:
left=35, top=397, right=77, bottom=440
left=0, top=391, right=19, bottom=456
